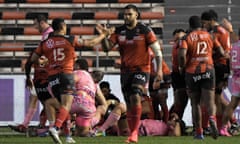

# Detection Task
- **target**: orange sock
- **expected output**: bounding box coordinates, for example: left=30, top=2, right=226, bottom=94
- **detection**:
left=127, top=111, right=133, bottom=132
left=161, top=104, right=169, bottom=123
left=196, top=127, right=203, bottom=135
left=201, top=106, right=209, bottom=129
left=130, top=105, right=142, bottom=133
left=63, top=114, right=71, bottom=137
left=55, top=107, right=69, bottom=129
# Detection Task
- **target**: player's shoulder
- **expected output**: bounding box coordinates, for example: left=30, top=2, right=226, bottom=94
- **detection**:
left=137, top=22, right=153, bottom=33
left=213, top=25, right=228, bottom=34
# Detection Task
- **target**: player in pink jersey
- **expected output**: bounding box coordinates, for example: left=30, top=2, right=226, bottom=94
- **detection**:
left=92, top=101, right=183, bottom=137
left=42, top=58, right=107, bottom=139
left=9, top=14, right=54, bottom=134
left=219, top=40, right=240, bottom=136
left=217, top=18, right=239, bottom=136
left=71, top=59, right=107, bottom=136
left=33, top=14, right=53, bottom=41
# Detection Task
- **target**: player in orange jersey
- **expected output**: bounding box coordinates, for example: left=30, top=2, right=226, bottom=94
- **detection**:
left=201, top=10, right=232, bottom=131
left=169, top=28, right=189, bottom=121
left=25, top=18, right=112, bottom=144
left=178, top=16, right=226, bottom=140
left=101, top=4, right=163, bottom=143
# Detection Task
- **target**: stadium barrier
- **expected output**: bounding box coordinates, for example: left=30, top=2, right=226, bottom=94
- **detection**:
left=0, top=27, right=163, bottom=36
left=0, top=58, right=119, bottom=68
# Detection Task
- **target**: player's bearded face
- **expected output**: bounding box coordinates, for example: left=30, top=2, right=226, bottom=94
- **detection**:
left=124, top=9, right=138, bottom=26
left=201, top=20, right=211, bottom=31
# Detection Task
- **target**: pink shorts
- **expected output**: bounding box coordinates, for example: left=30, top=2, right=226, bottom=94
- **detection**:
left=231, top=74, right=240, bottom=97
left=76, top=116, right=92, bottom=127
left=70, top=95, right=96, bottom=118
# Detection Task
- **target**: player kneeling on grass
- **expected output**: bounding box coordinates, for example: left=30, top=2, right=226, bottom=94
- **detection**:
left=92, top=101, right=184, bottom=137
left=70, top=59, right=108, bottom=137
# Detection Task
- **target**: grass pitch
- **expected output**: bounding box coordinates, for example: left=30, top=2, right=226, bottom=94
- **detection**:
left=0, top=135, right=239, bottom=144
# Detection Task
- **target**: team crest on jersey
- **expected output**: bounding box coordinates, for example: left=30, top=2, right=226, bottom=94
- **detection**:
left=46, top=39, right=54, bottom=48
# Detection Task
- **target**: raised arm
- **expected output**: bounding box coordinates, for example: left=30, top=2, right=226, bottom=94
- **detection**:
left=83, top=24, right=115, bottom=48
left=222, top=18, right=239, bottom=43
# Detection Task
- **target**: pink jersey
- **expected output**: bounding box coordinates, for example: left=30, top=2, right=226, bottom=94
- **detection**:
left=41, top=27, right=53, bottom=41
left=231, top=40, right=240, bottom=70
left=70, top=70, right=97, bottom=118
left=138, top=119, right=169, bottom=136
left=230, top=40, right=240, bottom=97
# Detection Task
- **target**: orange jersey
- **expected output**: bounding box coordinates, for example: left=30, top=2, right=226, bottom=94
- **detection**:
left=171, top=40, right=180, bottom=72
left=212, top=25, right=231, bottom=65
left=33, top=58, right=48, bottom=83
left=109, top=22, right=158, bottom=73
left=180, top=29, right=221, bottom=74
left=150, top=59, right=170, bottom=76
left=35, top=35, right=79, bottom=76
left=27, top=51, right=48, bottom=83
left=162, top=60, right=171, bottom=75
left=149, top=48, right=170, bottom=76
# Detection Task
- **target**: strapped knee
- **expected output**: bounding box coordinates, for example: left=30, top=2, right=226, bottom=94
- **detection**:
left=130, top=86, right=143, bottom=96
left=120, top=112, right=127, bottom=120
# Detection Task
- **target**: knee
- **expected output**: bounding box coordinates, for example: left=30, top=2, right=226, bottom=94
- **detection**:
left=129, top=86, right=143, bottom=102
left=118, top=103, right=127, bottom=112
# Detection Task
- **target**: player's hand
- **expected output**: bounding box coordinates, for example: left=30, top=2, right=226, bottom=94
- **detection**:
left=38, top=56, right=48, bottom=66
left=152, top=78, right=161, bottom=90
left=222, top=18, right=233, bottom=32
left=178, top=67, right=185, bottom=75
left=25, top=77, right=34, bottom=89
left=96, top=24, right=115, bottom=36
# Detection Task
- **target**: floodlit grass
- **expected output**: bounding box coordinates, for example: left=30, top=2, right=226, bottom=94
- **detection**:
left=0, top=135, right=240, bottom=144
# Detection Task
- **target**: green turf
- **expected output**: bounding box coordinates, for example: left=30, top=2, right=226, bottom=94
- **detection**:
left=0, top=135, right=239, bottom=144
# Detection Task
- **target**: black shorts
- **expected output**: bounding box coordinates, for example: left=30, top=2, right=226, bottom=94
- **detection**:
left=34, top=80, right=52, bottom=103
left=214, top=63, right=230, bottom=85
left=120, top=72, right=150, bottom=100
left=171, top=72, right=186, bottom=90
left=48, top=73, right=75, bottom=102
left=185, top=69, right=215, bottom=91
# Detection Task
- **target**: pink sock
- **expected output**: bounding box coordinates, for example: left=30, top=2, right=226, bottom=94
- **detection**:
left=99, top=113, right=120, bottom=131
left=91, top=116, right=100, bottom=128
left=22, top=108, right=37, bottom=127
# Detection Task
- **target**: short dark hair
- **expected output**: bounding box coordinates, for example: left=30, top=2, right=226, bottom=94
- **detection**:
left=91, top=70, right=104, bottom=83
left=35, top=14, right=47, bottom=23
left=201, top=9, right=218, bottom=21
left=52, top=18, right=65, bottom=31
left=75, top=58, right=89, bottom=71
left=189, top=15, right=201, bottom=29
left=124, top=4, right=140, bottom=18
left=172, top=28, right=185, bottom=36
left=100, top=81, right=110, bottom=89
